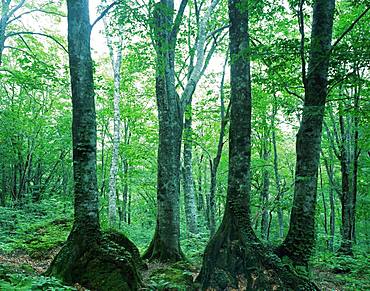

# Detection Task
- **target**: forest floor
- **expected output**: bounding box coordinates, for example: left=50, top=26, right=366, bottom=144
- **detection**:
left=0, top=202, right=369, bottom=290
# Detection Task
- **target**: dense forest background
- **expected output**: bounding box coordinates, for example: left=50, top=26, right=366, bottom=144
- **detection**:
left=0, top=0, right=369, bottom=290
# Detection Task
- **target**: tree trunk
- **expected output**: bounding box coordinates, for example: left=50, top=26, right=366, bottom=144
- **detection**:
left=1, top=164, right=6, bottom=206
left=182, top=103, right=198, bottom=234
left=319, top=164, right=329, bottom=248
left=197, top=1, right=317, bottom=288
left=46, top=1, right=142, bottom=289
left=276, top=0, right=335, bottom=266
left=0, top=1, right=9, bottom=66
left=196, top=155, right=205, bottom=214
left=260, top=141, right=270, bottom=240
left=338, top=103, right=354, bottom=255
left=106, top=29, right=123, bottom=228
left=208, top=56, right=229, bottom=237
left=271, top=97, right=284, bottom=239
left=142, top=1, right=184, bottom=262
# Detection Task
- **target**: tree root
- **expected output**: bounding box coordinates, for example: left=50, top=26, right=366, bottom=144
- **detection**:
left=45, top=230, right=142, bottom=290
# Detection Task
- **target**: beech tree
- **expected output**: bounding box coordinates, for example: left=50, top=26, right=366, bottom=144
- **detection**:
left=143, top=0, right=221, bottom=261
left=45, top=1, right=141, bottom=289
left=276, top=0, right=335, bottom=266
left=197, top=0, right=316, bottom=288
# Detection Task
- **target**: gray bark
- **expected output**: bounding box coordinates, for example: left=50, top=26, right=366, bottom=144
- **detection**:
left=0, top=0, right=26, bottom=66
left=182, top=104, right=198, bottom=234
left=67, top=0, right=100, bottom=239
left=208, top=57, right=229, bottom=236
left=105, top=24, right=123, bottom=228
left=271, top=98, right=284, bottom=239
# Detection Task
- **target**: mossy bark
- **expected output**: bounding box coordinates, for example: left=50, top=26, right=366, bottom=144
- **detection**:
left=198, top=212, right=318, bottom=290
left=276, top=0, right=335, bottom=265
left=46, top=231, right=142, bottom=290
left=143, top=1, right=184, bottom=262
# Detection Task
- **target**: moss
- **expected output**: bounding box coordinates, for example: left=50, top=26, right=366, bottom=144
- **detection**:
left=46, top=231, right=142, bottom=290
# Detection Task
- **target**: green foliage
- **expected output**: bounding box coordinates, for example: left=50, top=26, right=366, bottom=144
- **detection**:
left=147, top=261, right=195, bottom=290
left=312, top=250, right=370, bottom=290
left=0, top=199, right=72, bottom=256
left=0, top=265, right=76, bottom=291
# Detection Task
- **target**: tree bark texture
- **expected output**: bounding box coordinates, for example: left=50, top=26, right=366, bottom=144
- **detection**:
left=208, top=57, right=229, bottom=237
left=142, top=0, right=184, bottom=262
left=106, top=30, right=123, bottom=228
left=182, top=103, right=199, bottom=234
left=276, top=0, right=335, bottom=266
left=271, top=100, right=284, bottom=239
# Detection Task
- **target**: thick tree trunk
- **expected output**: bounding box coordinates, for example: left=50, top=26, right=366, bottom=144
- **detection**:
left=142, top=1, right=184, bottom=262
left=182, top=104, right=198, bottom=235
left=46, top=1, right=142, bottom=289
left=197, top=1, right=317, bottom=288
left=276, top=0, right=335, bottom=266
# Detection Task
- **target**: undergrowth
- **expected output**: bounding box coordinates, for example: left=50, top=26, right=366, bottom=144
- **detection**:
left=1, top=199, right=369, bottom=290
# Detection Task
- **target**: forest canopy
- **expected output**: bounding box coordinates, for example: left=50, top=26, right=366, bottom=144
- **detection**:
left=0, top=0, right=369, bottom=290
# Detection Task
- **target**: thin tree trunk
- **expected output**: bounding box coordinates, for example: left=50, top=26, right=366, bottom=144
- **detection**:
left=106, top=26, right=123, bottom=228
left=182, top=103, right=198, bottom=234
left=1, top=164, right=6, bottom=206
left=324, top=152, right=336, bottom=252
left=260, top=139, right=269, bottom=240
left=271, top=97, right=284, bottom=238
left=319, top=164, right=329, bottom=248
left=208, top=56, right=229, bottom=237
left=338, top=102, right=353, bottom=255
left=276, top=0, right=335, bottom=266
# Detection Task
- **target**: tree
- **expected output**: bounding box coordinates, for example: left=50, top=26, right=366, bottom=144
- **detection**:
left=197, top=0, right=316, bottom=288
left=46, top=1, right=141, bottom=289
left=143, top=0, right=220, bottom=261
left=276, top=0, right=335, bottom=266
left=104, top=18, right=124, bottom=228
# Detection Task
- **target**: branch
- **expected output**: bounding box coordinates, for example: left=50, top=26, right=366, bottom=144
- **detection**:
left=284, top=86, right=303, bottom=101
left=7, top=0, right=26, bottom=18
left=5, top=31, right=67, bottom=53
left=7, top=8, right=66, bottom=25
left=171, top=0, right=189, bottom=41
left=91, top=1, right=119, bottom=29
left=297, top=0, right=307, bottom=89
left=180, top=0, right=220, bottom=109
left=331, top=5, right=370, bottom=51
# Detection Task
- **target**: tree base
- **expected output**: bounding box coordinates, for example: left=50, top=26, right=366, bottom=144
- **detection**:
left=142, top=229, right=184, bottom=263
left=197, top=223, right=318, bottom=290
left=45, top=230, right=142, bottom=290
